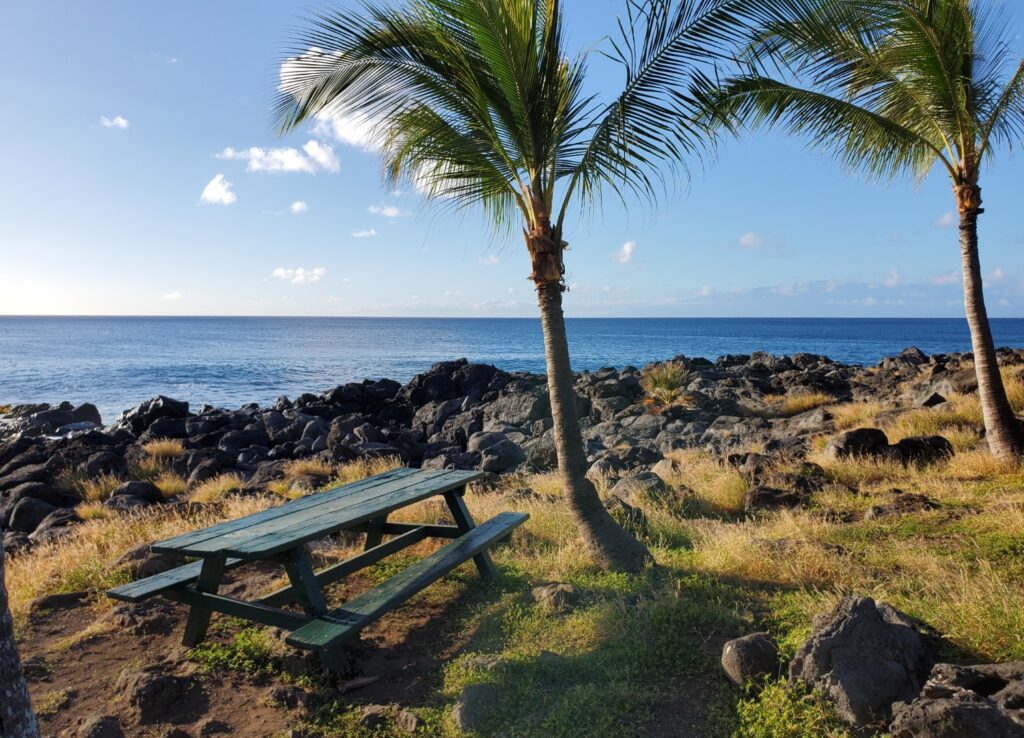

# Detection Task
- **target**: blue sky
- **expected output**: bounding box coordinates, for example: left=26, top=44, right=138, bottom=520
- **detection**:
left=1, top=0, right=1022, bottom=318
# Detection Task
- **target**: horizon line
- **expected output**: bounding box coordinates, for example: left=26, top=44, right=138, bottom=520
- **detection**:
left=0, top=314, right=1007, bottom=321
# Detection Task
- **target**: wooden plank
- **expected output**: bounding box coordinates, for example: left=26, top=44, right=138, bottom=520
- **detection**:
left=106, top=556, right=245, bottom=603
left=286, top=512, right=528, bottom=652
left=382, top=522, right=461, bottom=539
left=182, top=554, right=227, bottom=647
left=259, top=526, right=430, bottom=607
left=363, top=515, right=387, bottom=551
left=163, top=588, right=309, bottom=631
left=224, top=470, right=482, bottom=559
left=445, top=488, right=498, bottom=579
left=282, top=546, right=328, bottom=616
left=152, top=467, right=419, bottom=552
left=171, top=469, right=476, bottom=558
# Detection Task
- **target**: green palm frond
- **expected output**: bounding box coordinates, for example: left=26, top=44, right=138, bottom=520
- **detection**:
left=708, top=0, right=1024, bottom=184
left=275, top=0, right=774, bottom=239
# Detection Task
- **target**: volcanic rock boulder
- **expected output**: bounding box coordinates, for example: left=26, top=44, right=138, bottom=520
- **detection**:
left=722, top=632, right=781, bottom=686
left=789, top=596, right=937, bottom=729
left=890, top=662, right=1024, bottom=738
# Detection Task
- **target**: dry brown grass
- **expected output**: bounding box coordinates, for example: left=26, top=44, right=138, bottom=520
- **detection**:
left=830, top=400, right=890, bottom=430
left=324, top=456, right=403, bottom=487
left=759, top=391, right=837, bottom=418
left=188, top=473, right=244, bottom=503
left=666, top=449, right=746, bottom=515
left=5, top=496, right=274, bottom=628
left=141, top=437, right=186, bottom=460
left=76, top=473, right=123, bottom=502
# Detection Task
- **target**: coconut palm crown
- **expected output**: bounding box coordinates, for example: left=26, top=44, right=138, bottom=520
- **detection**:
left=273, top=0, right=769, bottom=571
left=707, top=0, right=1024, bottom=457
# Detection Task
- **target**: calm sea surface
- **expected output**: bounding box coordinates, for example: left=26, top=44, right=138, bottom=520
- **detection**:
left=3, top=317, right=1024, bottom=422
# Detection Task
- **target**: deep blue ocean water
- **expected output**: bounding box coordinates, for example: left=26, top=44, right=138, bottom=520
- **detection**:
left=3, top=316, right=1024, bottom=423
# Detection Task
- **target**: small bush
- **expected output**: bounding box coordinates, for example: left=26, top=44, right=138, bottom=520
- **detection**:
left=141, top=437, right=185, bottom=460
left=736, top=680, right=852, bottom=738
left=188, top=473, right=244, bottom=503
left=154, top=471, right=187, bottom=498
left=640, top=361, right=693, bottom=410
left=78, top=473, right=123, bottom=502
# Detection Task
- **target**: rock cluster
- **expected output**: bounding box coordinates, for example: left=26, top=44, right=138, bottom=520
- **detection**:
left=723, top=597, right=1024, bottom=736
left=2, top=347, right=1009, bottom=552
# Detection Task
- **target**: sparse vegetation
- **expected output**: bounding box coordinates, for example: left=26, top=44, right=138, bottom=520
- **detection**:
left=140, top=437, right=185, bottom=461
left=188, top=473, right=244, bottom=503
left=640, top=361, right=693, bottom=411
left=13, top=383, right=1024, bottom=736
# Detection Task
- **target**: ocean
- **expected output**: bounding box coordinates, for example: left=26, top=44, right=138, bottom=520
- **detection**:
left=2, top=316, right=1023, bottom=423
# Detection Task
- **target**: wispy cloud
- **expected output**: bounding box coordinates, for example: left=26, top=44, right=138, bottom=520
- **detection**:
left=883, top=269, right=902, bottom=287
left=289, top=201, right=308, bottom=215
left=100, top=115, right=129, bottom=129
left=479, top=255, right=499, bottom=265
left=272, top=267, right=327, bottom=284
left=200, top=174, right=236, bottom=205
left=352, top=228, right=378, bottom=238
left=738, top=232, right=765, bottom=249
left=368, top=204, right=403, bottom=218
left=216, top=140, right=338, bottom=174
left=613, top=241, right=637, bottom=263
left=988, top=266, right=1005, bottom=283
left=929, top=272, right=958, bottom=285
left=162, top=291, right=182, bottom=301
left=936, top=211, right=956, bottom=227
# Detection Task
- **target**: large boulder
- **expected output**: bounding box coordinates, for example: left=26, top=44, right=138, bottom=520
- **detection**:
left=790, top=596, right=937, bottom=729
left=824, top=428, right=890, bottom=460
left=467, top=431, right=526, bottom=473
left=893, top=436, right=955, bottom=466
left=8, top=496, right=56, bottom=532
left=114, top=396, right=190, bottom=436
left=890, top=662, right=1024, bottom=738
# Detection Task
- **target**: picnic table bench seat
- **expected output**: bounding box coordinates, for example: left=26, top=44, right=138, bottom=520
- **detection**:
left=106, top=467, right=528, bottom=672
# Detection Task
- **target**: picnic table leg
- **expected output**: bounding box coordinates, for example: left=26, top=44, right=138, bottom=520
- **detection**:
left=181, top=554, right=227, bottom=647
left=443, top=488, right=498, bottom=579
left=363, top=514, right=388, bottom=551
left=282, top=545, right=328, bottom=616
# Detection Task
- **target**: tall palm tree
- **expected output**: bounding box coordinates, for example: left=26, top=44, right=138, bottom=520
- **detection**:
left=707, top=0, right=1024, bottom=458
left=274, top=0, right=764, bottom=571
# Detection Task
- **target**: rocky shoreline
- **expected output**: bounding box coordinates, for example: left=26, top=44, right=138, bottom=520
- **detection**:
left=2, top=345, right=1020, bottom=555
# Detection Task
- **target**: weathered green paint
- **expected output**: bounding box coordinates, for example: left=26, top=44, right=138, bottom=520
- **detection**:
left=163, top=588, right=309, bottom=631
left=286, top=512, right=528, bottom=652
left=181, top=554, right=227, bottom=647
left=152, top=467, right=417, bottom=552
left=107, top=556, right=244, bottom=603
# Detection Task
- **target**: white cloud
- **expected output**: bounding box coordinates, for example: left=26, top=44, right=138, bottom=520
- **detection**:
left=368, top=204, right=402, bottom=218
left=162, top=291, right=182, bottom=301
left=988, top=267, right=1005, bottom=282
left=479, top=255, right=499, bottom=265
left=100, top=115, right=129, bottom=129
left=929, top=272, right=959, bottom=285
left=216, top=140, right=338, bottom=174
left=936, top=211, right=956, bottom=227
left=693, top=285, right=714, bottom=297
left=289, top=201, right=308, bottom=215
left=272, top=267, right=327, bottom=284
left=200, top=174, right=237, bottom=205
left=302, top=140, right=340, bottom=172
left=613, top=241, right=637, bottom=263
left=883, top=269, right=902, bottom=287
left=352, top=228, right=378, bottom=238
left=312, top=111, right=382, bottom=151
left=738, top=232, right=765, bottom=249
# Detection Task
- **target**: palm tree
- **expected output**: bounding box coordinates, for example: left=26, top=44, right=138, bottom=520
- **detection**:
left=707, top=0, right=1024, bottom=458
left=274, top=0, right=762, bottom=571
left=1, top=547, right=39, bottom=738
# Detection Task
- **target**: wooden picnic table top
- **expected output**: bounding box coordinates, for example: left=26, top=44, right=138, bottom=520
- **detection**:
left=151, top=467, right=483, bottom=561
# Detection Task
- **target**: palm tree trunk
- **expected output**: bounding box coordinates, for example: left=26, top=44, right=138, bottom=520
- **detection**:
left=958, top=204, right=1024, bottom=459
left=534, top=279, right=652, bottom=572
left=0, top=547, right=39, bottom=738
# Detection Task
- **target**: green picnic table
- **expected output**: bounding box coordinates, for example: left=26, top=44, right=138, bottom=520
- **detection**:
left=107, top=467, right=528, bottom=671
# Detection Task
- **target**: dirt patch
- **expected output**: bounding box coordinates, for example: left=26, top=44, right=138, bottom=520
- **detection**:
left=18, top=562, right=487, bottom=737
